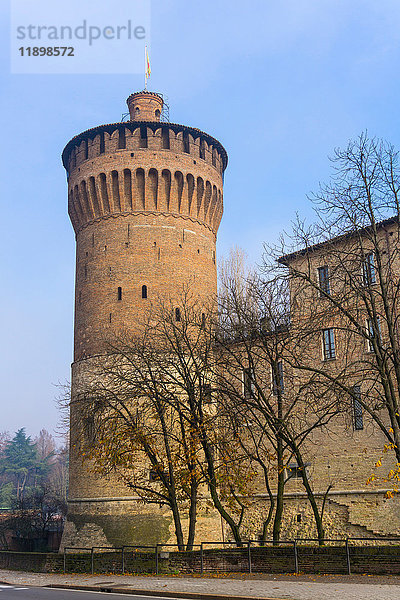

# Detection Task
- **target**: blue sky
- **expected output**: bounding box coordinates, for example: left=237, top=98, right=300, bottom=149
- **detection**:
left=1, top=0, right=400, bottom=436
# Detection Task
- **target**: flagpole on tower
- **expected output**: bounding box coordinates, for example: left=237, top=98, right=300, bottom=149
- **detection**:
left=145, top=45, right=151, bottom=90
left=144, top=45, right=147, bottom=90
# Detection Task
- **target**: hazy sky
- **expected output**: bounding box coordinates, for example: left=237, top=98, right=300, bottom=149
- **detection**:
left=2, top=0, right=400, bottom=436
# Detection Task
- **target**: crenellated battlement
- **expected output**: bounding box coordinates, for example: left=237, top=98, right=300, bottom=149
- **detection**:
left=63, top=121, right=228, bottom=178
left=64, top=116, right=226, bottom=235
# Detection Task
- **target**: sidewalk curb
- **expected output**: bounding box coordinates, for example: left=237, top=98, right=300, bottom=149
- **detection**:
left=46, top=583, right=282, bottom=600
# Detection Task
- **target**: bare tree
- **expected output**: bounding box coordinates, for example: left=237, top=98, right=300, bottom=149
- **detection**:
left=74, top=290, right=257, bottom=548
left=35, top=430, right=56, bottom=462
left=270, top=132, right=400, bottom=495
left=217, top=253, right=341, bottom=544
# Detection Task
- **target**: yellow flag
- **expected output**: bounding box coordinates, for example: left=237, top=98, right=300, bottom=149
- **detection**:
left=146, top=46, right=151, bottom=80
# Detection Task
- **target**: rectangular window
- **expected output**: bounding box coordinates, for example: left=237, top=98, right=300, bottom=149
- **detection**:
left=285, top=463, right=305, bottom=481
left=318, top=266, right=330, bottom=295
left=149, top=469, right=168, bottom=482
left=353, top=385, right=364, bottom=431
left=323, top=328, right=336, bottom=360
left=367, top=317, right=381, bottom=352
left=272, top=361, right=284, bottom=396
left=363, top=253, right=376, bottom=285
left=243, top=368, right=255, bottom=399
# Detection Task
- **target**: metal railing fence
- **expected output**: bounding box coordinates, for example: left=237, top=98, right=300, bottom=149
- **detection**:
left=61, top=536, right=400, bottom=575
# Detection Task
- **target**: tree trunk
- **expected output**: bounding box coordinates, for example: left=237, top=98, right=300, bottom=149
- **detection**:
left=273, top=438, right=284, bottom=545
left=169, top=494, right=185, bottom=551
left=201, top=435, right=243, bottom=546
left=186, top=482, right=198, bottom=551
left=295, top=449, right=325, bottom=545
left=260, top=465, right=275, bottom=544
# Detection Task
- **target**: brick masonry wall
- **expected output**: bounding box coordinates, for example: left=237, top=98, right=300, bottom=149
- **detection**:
left=2, top=545, right=400, bottom=575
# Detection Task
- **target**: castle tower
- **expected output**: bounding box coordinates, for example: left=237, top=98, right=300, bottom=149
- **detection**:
left=61, top=91, right=228, bottom=548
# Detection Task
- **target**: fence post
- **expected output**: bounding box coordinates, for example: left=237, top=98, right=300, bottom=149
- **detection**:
left=293, top=540, right=299, bottom=574
left=91, top=547, right=94, bottom=575
left=200, top=543, right=204, bottom=575
left=63, top=548, right=66, bottom=574
left=122, top=546, right=125, bottom=575
left=155, top=544, right=159, bottom=575
left=247, top=541, right=252, bottom=574
left=345, top=538, right=351, bottom=575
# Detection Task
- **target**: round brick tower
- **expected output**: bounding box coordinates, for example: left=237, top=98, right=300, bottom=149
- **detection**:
left=61, top=91, right=228, bottom=548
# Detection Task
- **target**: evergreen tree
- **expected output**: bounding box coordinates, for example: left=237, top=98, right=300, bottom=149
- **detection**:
left=0, top=429, right=39, bottom=504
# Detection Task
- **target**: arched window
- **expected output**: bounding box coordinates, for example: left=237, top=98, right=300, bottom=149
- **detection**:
left=142, top=285, right=148, bottom=299
left=155, top=109, right=160, bottom=119
left=117, top=287, right=122, bottom=301
left=175, top=307, right=181, bottom=322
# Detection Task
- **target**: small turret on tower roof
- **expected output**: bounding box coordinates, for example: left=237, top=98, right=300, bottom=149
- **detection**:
left=126, top=90, right=163, bottom=122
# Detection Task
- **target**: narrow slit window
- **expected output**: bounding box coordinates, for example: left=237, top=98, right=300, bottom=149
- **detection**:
left=323, top=328, right=336, bottom=360
left=318, top=266, right=330, bottom=296
left=175, top=307, right=181, bottom=322
left=142, top=285, right=148, bottom=299
left=201, top=313, right=206, bottom=329
left=117, top=287, right=122, bottom=301
left=353, top=385, right=364, bottom=430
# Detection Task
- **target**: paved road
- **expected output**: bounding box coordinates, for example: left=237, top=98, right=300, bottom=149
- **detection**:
left=1, top=586, right=183, bottom=600
left=2, top=571, right=400, bottom=600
